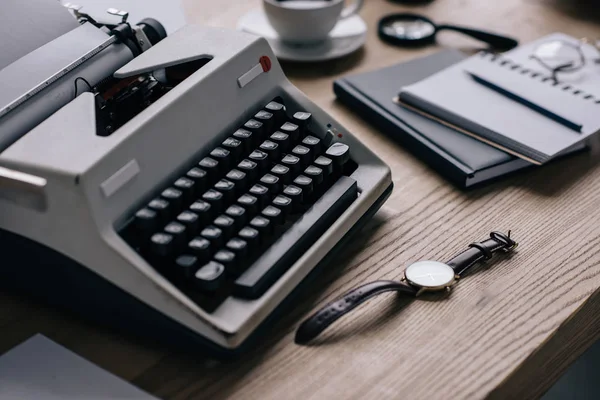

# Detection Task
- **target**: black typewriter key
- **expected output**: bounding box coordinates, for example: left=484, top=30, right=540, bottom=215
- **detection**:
left=302, top=135, right=322, bottom=155
left=237, top=159, right=258, bottom=181
left=225, top=205, right=247, bottom=229
left=283, top=185, right=303, bottom=210
left=201, top=189, right=223, bottom=214
left=237, top=194, right=259, bottom=215
left=194, top=261, right=225, bottom=292
left=259, top=140, right=281, bottom=160
left=293, top=175, right=314, bottom=198
left=291, top=145, right=312, bottom=168
left=233, top=128, right=254, bottom=152
left=226, top=238, right=248, bottom=259
left=189, top=200, right=213, bottom=225
left=272, top=195, right=292, bottom=218
left=292, top=111, right=312, bottom=131
left=214, top=214, right=236, bottom=238
left=164, top=221, right=188, bottom=249
left=280, top=122, right=300, bottom=142
left=188, top=237, right=211, bottom=261
left=244, top=119, right=264, bottom=141
left=248, top=150, right=270, bottom=171
left=176, top=210, right=200, bottom=235
left=270, top=131, right=291, bottom=152
left=214, top=179, right=236, bottom=204
left=270, top=164, right=291, bottom=185
left=314, top=156, right=333, bottom=177
left=210, top=147, right=231, bottom=170
left=226, top=169, right=247, bottom=192
left=134, top=208, right=159, bottom=237
left=255, top=110, right=274, bottom=132
left=325, top=142, right=351, bottom=169
left=304, top=165, right=324, bottom=186
left=250, top=215, right=273, bottom=236
left=199, top=157, right=221, bottom=181
left=148, top=198, right=171, bottom=223
left=175, top=255, right=199, bottom=279
left=239, top=227, right=260, bottom=249
left=281, top=154, right=301, bottom=175
left=222, top=137, right=243, bottom=160
left=200, top=225, right=223, bottom=248
left=214, top=249, right=237, bottom=272
left=249, top=184, right=270, bottom=208
left=265, top=100, right=286, bottom=125
left=161, top=188, right=184, bottom=211
left=260, top=173, right=281, bottom=194
left=173, top=177, right=195, bottom=204
left=262, top=205, right=283, bottom=225
left=186, top=167, right=208, bottom=194
left=149, top=233, right=174, bottom=257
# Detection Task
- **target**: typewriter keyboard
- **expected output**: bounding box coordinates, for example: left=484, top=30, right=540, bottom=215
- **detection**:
left=120, top=98, right=358, bottom=311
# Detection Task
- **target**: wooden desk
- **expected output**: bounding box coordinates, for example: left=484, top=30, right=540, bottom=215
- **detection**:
left=2, top=0, right=600, bottom=398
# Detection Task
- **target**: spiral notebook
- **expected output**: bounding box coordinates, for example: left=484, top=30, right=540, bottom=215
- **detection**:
left=397, top=52, right=600, bottom=164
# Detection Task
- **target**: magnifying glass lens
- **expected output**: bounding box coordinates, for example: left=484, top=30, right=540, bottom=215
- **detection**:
left=378, top=13, right=518, bottom=50
left=381, top=19, right=436, bottom=40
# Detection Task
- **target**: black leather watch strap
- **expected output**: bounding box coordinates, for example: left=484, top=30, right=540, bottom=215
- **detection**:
left=294, top=280, right=417, bottom=345
left=446, top=231, right=516, bottom=276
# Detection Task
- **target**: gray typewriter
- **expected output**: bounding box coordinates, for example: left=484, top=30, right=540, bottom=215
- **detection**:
left=0, top=4, right=392, bottom=354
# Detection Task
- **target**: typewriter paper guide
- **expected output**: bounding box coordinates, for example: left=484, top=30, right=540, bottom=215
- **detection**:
left=59, top=0, right=186, bottom=34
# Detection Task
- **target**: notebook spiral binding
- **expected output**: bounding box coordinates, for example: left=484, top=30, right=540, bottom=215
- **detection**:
left=479, top=51, right=600, bottom=104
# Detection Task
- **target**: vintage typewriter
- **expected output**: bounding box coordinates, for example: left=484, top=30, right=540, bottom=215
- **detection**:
left=0, top=5, right=392, bottom=354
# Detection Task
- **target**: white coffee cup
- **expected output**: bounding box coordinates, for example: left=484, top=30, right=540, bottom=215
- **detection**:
left=263, top=0, right=364, bottom=44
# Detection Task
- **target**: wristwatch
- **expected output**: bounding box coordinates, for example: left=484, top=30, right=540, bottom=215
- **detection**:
left=295, top=231, right=517, bottom=344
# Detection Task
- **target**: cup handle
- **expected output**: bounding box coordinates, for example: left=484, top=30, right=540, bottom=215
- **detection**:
left=340, top=0, right=364, bottom=19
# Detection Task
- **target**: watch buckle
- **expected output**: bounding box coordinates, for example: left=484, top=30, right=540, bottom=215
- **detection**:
left=492, top=230, right=518, bottom=252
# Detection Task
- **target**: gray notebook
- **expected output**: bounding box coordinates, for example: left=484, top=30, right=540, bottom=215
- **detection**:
left=0, top=334, right=157, bottom=400
left=398, top=52, right=600, bottom=164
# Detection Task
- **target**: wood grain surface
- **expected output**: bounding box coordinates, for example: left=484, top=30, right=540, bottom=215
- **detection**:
left=2, top=0, right=600, bottom=399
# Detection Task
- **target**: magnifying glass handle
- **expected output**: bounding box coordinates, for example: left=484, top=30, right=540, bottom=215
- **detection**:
left=437, top=24, right=519, bottom=51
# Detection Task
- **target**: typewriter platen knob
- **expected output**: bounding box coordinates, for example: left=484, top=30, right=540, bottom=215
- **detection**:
left=137, top=18, right=168, bottom=45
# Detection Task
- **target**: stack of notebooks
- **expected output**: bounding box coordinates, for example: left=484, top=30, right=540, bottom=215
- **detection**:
left=334, top=34, right=598, bottom=188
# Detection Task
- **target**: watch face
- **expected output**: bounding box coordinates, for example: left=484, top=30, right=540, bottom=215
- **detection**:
left=404, top=261, right=456, bottom=289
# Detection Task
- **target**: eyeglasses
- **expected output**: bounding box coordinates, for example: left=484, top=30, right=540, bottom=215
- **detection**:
left=530, top=38, right=600, bottom=83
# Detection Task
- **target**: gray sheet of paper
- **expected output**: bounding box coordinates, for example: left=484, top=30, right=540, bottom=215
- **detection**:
left=0, top=334, right=157, bottom=400
left=59, top=0, right=187, bottom=34
left=0, top=0, right=79, bottom=70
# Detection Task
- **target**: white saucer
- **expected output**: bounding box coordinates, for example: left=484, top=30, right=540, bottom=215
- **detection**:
left=237, top=9, right=367, bottom=62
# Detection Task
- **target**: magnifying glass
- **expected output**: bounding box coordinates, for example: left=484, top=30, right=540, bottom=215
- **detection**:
left=378, top=13, right=519, bottom=51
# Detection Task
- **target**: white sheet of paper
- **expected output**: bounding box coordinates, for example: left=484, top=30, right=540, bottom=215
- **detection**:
left=0, top=0, right=186, bottom=71
left=0, top=0, right=78, bottom=70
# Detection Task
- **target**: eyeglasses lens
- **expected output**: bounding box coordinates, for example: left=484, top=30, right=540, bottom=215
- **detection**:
left=533, top=40, right=584, bottom=70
